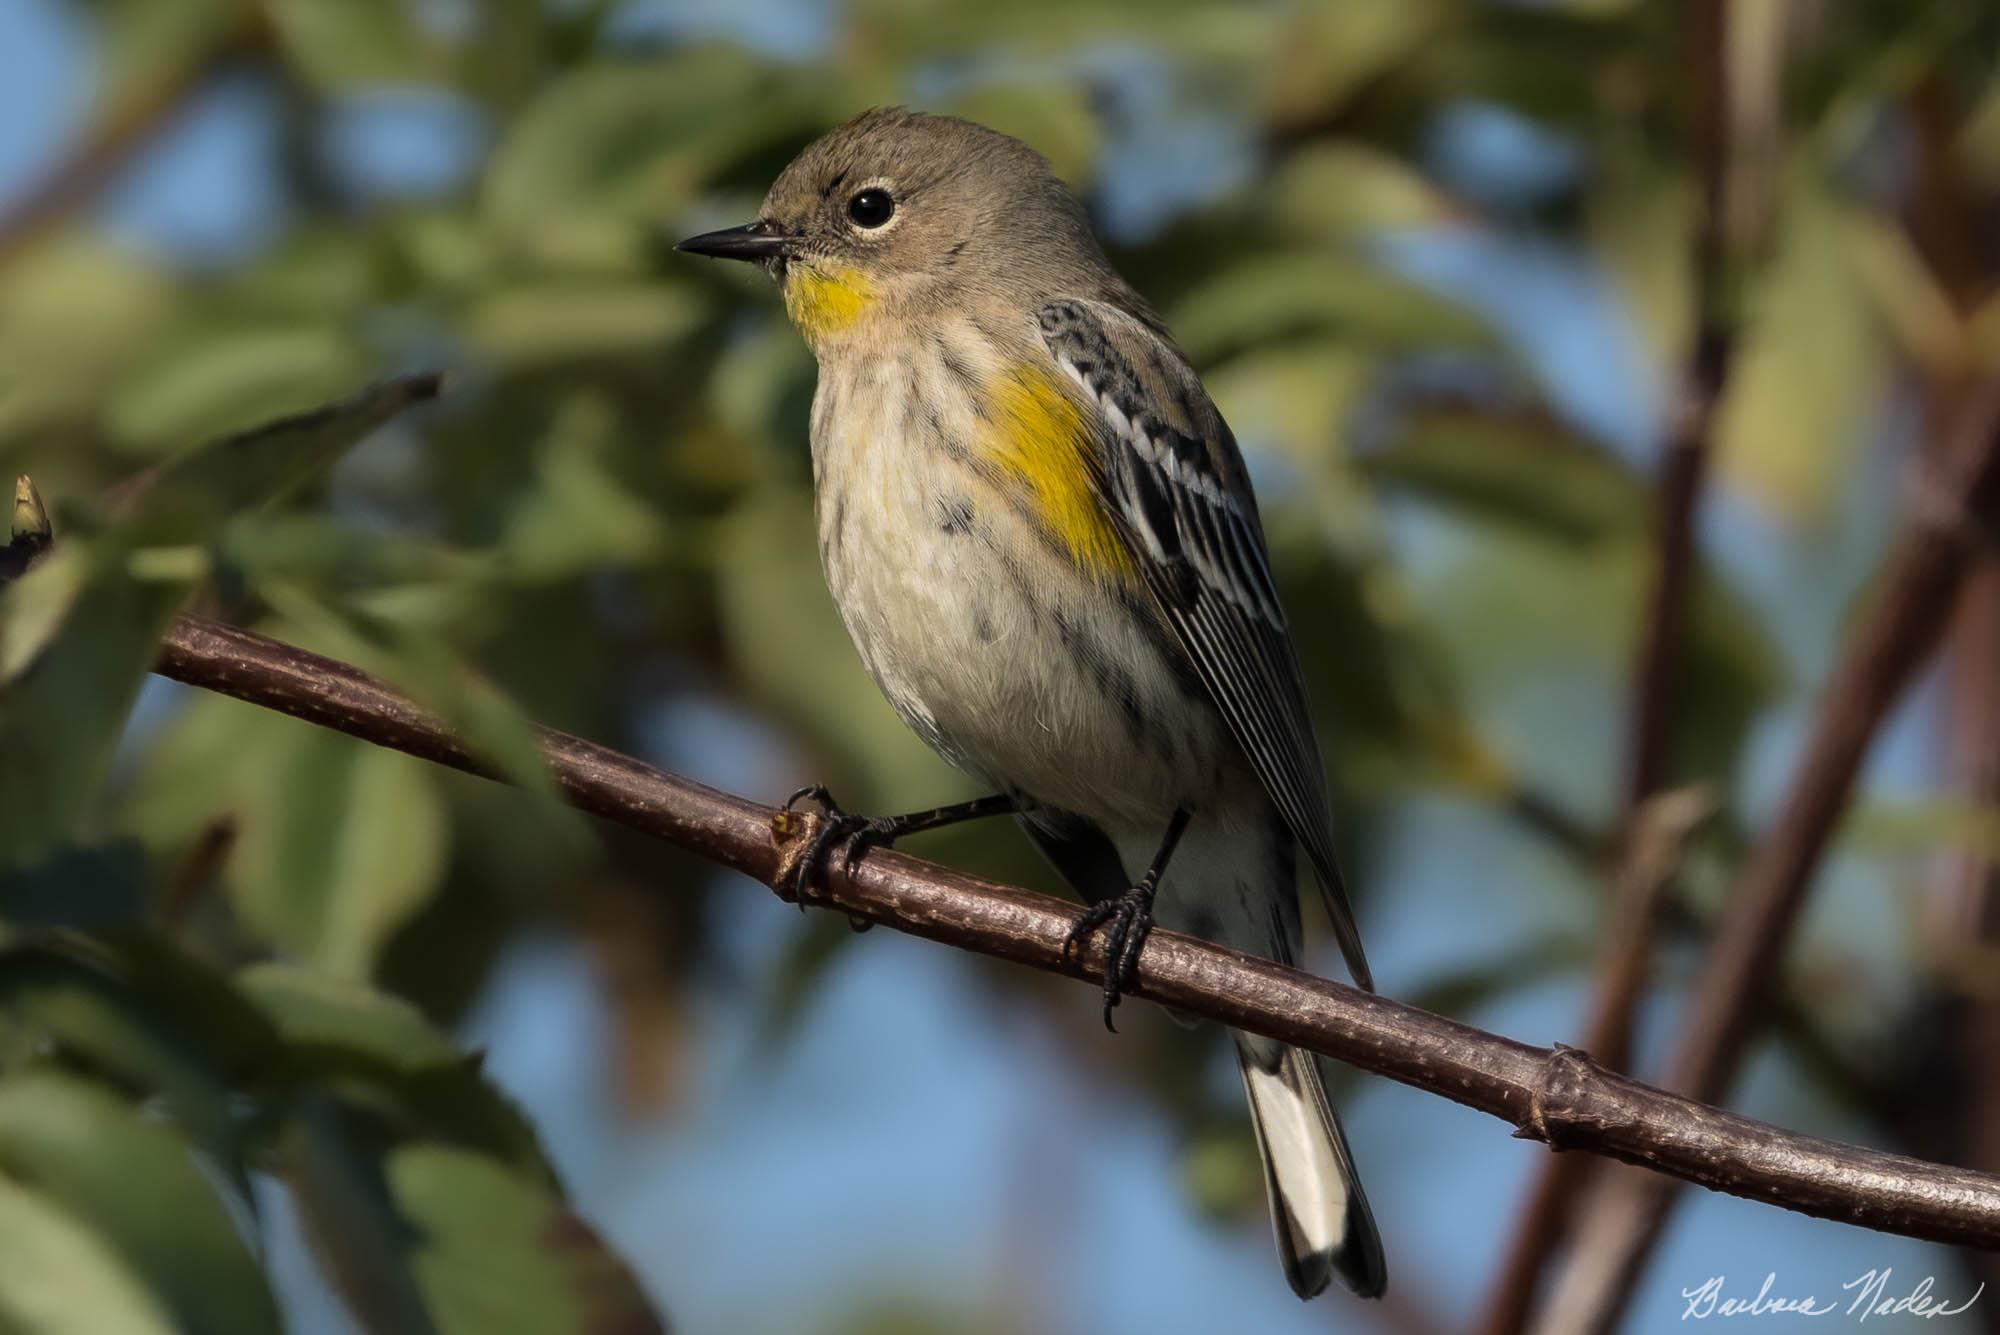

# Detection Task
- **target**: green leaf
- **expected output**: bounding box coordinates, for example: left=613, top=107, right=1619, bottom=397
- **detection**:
left=0, top=540, right=86, bottom=680
left=0, top=842, right=148, bottom=929
left=235, top=717, right=451, bottom=978
left=1428, top=5, right=1645, bottom=128
left=1674, top=567, right=1790, bottom=785
left=1416, top=526, right=1784, bottom=797
left=265, top=0, right=440, bottom=90
left=0, top=931, right=281, bottom=1061
left=1262, top=0, right=1451, bottom=130
left=0, top=1178, right=177, bottom=1335
left=500, top=395, right=666, bottom=580
left=217, top=514, right=494, bottom=592
left=0, top=939, right=270, bottom=1190
left=1842, top=798, right=2000, bottom=862
left=0, top=1072, right=280, bottom=1335
left=1271, top=144, right=1462, bottom=240
left=1361, top=408, right=1648, bottom=545
left=0, top=240, right=177, bottom=443
left=0, top=541, right=189, bottom=864
left=842, top=0, right=1269, bottom=72
left=282, top=1095, right=439, bottom=1335
left=240, top=964, right=461, bottom=1067
left=118, top=374, right=446, bottom=536
left=1587, top=155, right=1693, bottom=370
left=91, top=0, right=243, bottom=108
left=1265, top=516, right=1488, bottom=799
left=236, top=590, right=590, bottom=858
left=130, top=684, right=450, bottom=979
left=219, top=227, right=386, bottom=321
left=484, top=52, right=827, bottom=248
left=395, top=211, right=500, bottom=297
left=704, top=323, right=815, bottom=446
left=1179, top=1119, right=1264, bottom=1225
left=1361, top=397, right=1787, bottom=782
left=241, top=964, right=551, bottom=1176
left=1955, top=69, right=2000, bottom=191
left=107, top=327, right=375, bottom=460
left=390, top=1143, right=666, bottom=1335
left=464, top=285, right=704, bottom=370
left=1167, top=252, right=1493, bottom=363
left=1713, top=171, right=1889, bottom=521
left=1203, top=340, right=1376, bottom=512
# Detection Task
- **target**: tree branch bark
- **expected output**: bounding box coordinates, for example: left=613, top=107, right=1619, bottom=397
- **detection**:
left=1536, top=375, right=2000, bottom=1331
left=137, top=612, right=2000, bottom=1254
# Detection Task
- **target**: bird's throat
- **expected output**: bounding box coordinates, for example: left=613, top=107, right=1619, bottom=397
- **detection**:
left=785, top=265, right=876, bottom=341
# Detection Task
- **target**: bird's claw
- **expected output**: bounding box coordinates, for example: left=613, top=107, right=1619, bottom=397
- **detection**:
left=779, top=785, right=898, bottom=907
left=1061, top=881, right=1158, bottom=1032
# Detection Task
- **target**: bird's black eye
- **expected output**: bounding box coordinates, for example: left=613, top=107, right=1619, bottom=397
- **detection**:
left=847, top=188, right=894, bottom=228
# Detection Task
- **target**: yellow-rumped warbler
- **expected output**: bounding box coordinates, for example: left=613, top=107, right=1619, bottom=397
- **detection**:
left=679, top=107, right=1385, bottom=1301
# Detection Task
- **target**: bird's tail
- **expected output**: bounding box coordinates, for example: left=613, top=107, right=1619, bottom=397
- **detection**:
left=1236, top=1036, right=1387, bottom=1300
left=1105, top=809, right=1385, bottom=1299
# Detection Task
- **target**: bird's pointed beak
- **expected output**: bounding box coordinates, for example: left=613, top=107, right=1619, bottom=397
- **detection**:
left=675, top=218, right=797, bottom=263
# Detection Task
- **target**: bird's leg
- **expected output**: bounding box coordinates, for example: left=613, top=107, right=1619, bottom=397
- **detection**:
left=777, top=787, right=1019, bottom=905
left=1062, top=807, right=1192, bottom=1031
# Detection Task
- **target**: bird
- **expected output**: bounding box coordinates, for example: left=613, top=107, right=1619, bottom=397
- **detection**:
left=678, top=106, right=1386, bottom=1301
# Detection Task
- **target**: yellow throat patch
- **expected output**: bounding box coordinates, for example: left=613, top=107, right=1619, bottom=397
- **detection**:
left=984, top=365, right=1135, bottom=583
left=784, top=265, right=875, bottom=340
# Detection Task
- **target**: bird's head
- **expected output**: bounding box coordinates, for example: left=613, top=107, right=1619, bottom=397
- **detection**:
left=677, top=108, right=1110, bottom=348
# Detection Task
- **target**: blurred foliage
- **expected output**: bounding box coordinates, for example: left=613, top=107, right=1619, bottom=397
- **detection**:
left=0, top=0, right=1997, bottom=1327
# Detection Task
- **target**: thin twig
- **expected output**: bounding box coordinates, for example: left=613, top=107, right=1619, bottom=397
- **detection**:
left=1908, top=66, right=2000, bottom=1327
left=1536, top=376, right=2000, bottom=1332
left=1935, top=565, right=2000, bottom=1333
left=123, top=612, right=2000, bottom=1250
left=1479, top=791, right=1715, bottom=1335
left=1481, top=3, right=1748, bottom=1326
left=161, top=814, right=238, bottom=932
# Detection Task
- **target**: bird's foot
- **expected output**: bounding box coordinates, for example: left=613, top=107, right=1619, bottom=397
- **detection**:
left=1061, top=879, right=1159, bottom=1032
left=776, top=785, right=903, bottom=907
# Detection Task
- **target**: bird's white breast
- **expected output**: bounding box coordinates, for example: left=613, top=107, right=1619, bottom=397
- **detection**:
left=808, top=335, right=1230, bottom=828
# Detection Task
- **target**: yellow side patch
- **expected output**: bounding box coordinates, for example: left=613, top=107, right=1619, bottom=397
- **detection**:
left=784, top=265, right=875, bottom=340
left=985, top=365, right=1135, bottom=583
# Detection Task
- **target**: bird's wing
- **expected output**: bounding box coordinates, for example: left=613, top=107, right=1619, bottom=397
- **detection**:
left=1037, top=297, right=1372, bottom=992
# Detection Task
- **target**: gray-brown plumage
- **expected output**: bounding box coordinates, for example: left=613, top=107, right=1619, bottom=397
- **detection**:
left=679, top=106, right=1387, bottom=1300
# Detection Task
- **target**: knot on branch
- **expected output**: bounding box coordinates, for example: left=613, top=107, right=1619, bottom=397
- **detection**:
left=1520, top=1043, right=1610, bottom=1151
left=768, top=807, right=818, bottom=903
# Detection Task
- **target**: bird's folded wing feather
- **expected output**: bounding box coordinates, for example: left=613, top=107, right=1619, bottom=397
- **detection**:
left=1036, top=297, right=1372, bottom=992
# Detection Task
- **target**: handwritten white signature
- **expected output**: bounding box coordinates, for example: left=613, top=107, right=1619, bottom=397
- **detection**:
left=1681, top=1271, right=1984, bottom=1322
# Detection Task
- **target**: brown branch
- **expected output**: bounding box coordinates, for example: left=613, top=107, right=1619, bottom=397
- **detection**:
left=1623, top=0, right=1737, bottom=810
left=1934, top=563, right=2000, bottom=1334
left=126, top=612, right=2000, bottom=1253
left=1536, top=376, right=2000, bottom=1331
left=1481, top=4, right=1751, bottom=1327
left=1909, top=68, right=2000, bottom=1328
